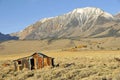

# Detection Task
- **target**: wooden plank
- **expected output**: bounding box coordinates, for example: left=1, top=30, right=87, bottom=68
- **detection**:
left=34, top=58, right=37, bottom=69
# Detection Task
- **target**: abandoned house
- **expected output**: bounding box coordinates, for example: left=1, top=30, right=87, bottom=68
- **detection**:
left=13, top=52, right=54, bottom=71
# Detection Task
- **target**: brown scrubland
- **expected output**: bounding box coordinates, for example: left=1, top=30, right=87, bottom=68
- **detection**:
left=0, top=38, right=120, bottom=80
left=0, top=51, right=120, bottom=80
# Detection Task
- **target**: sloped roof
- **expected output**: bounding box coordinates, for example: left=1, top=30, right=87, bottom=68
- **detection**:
left=13, top=52, right=53, bottom=61
left=32, top=52, right=49, bottom=58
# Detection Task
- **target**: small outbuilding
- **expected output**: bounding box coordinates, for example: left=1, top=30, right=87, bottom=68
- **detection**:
left=13, top=52, right=54, bottom=71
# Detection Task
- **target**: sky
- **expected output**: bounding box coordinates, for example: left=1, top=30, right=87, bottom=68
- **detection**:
left=0, top=0, right=120, bottom=34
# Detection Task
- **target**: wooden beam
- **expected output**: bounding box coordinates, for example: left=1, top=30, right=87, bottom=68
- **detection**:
left=34, top=58, right=37, bottom=69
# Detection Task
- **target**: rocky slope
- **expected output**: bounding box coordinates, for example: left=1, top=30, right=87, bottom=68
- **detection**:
left=114, top=13, right=120, bottom=19
left=15, top=7, right=120, bottom=40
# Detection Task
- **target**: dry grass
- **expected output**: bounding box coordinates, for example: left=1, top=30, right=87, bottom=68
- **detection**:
left=0, top=37, right=120, bottom=55
left=0, top=51, right=120, bottom=80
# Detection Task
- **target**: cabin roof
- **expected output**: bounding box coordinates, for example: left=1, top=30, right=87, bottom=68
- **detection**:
left=32, top=52, right=49, bottom=58
left=13, top=52, right=52, bottom=61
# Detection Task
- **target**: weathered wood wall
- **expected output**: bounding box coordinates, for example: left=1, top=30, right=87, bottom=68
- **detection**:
left=14, top=53, right=54, bottom=71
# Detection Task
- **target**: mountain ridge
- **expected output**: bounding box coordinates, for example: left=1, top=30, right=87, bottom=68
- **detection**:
left=0, top=32, right=18, bottom=41
left=114, top=13, right=120, bottom=19
left=11, top=7, right=120, bottom=40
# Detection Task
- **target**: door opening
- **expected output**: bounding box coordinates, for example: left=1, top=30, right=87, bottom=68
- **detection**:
left=30, top=58, right=35, bottom=70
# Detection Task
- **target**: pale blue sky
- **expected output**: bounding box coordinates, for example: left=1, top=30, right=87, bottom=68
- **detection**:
left=0, top=0, right=120, bottom=34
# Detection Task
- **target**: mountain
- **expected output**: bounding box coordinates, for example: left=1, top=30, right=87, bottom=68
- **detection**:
left=0, top=32, right=18, bottom=41
left=15, top=7, right=120, bottom=40
left=114, top=13, right=120, bottom=19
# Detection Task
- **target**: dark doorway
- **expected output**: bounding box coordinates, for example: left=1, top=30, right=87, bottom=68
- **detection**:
left=52, top=58, right=54, bottom=66
left=18, top=61, right=21, bottom=65
left=30, top=58, right=35, bottom=70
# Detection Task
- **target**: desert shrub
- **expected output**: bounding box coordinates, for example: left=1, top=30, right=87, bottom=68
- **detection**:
left=77, top=45, right=87, bottom=48
left=1, top=54, right=120, bottom=80
left=97, top=45, right=100, bottom=48
left=113, top=74, right=120, bottom=80
left=68, top=48, right=78, bottom=51
left=100, top=47, right=104, bottom=50
left=117, top=48, right=120, bottom=50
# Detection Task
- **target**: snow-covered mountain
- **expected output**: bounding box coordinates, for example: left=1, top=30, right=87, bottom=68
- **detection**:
left=14, top=7, right=120, bottom=40
left=114, top=13, right=120, bottom=19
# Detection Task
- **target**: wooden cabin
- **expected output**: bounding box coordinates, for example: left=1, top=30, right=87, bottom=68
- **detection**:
left=13, top=53, right=54, bottom=71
